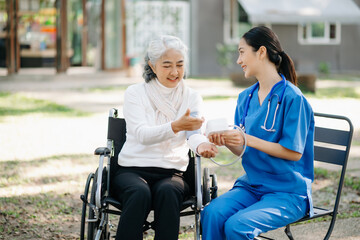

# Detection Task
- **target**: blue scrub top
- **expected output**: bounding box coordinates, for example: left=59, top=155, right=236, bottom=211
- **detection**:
left=234, top=80, right=315, bottom=214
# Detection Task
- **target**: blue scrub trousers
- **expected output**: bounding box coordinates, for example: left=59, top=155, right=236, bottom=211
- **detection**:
left=201, top=186, right=308, bottom=240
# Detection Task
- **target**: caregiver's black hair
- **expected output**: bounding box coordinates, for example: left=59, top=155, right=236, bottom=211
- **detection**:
left=242, top=26, right=297, bottom=85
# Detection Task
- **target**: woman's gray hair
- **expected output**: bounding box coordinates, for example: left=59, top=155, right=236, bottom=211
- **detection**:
left=143, top=35, right=188, bottom=82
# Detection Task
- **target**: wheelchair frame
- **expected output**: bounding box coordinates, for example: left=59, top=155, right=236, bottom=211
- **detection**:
left=80, top=108, right=217, bottom=240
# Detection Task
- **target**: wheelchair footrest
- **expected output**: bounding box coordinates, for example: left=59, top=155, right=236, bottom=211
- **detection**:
left=104, top=196, right=122, bottom=210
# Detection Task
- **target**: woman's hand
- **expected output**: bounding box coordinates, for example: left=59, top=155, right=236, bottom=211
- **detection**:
left=208, top=133, right=225, bottom=146
left=221, top=129, right=245, bottom=147
left=208, top=130, right=245, bottom=156
left=171, top=109, right=204, bottom=134
left=197, top=142, right=218, bottom=158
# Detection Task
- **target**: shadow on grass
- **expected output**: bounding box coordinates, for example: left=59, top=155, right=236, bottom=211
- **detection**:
left=0, top=154, right=96, bottom=239
left=0, top=192, right=81, bottom=240
left=0, top=92, right=89, bottom=118
left=0, top=154, right=94, bottom=189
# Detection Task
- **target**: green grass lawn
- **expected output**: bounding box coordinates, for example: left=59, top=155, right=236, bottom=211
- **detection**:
left=304, top=87, right=360, bottom=99
left=0, top=92, right=89, bottom=119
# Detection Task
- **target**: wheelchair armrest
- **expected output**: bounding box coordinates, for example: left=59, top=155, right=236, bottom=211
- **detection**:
left=94, top=147, right=111, bottom=156
left=194, top=155, right=203, bottom=210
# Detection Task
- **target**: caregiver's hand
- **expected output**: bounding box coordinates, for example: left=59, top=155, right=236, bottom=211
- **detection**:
left=208, top=133, right=225, bottom=146
left=221, top=129, right=245, bottom=147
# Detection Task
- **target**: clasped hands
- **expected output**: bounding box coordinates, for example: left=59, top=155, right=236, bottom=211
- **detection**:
left=208, top=129, right=245, bottom=147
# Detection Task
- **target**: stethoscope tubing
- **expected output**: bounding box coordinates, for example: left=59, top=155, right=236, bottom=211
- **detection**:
left=240, top=73, right=287, bottom=132
left=209, top=74, right=287, bottom=167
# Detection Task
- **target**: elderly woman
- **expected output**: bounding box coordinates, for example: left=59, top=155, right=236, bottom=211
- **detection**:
left=113, top=35, right=218, bottom=240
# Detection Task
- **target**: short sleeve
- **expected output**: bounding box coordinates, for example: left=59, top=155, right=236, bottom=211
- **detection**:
left=279, top=95, right=313, bottom=154
left=234, top=102, right=241, bottom=126
left=234, top=91, right=247, bottom=126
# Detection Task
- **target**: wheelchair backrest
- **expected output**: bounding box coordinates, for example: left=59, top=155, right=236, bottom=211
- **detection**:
left=184, top=151, right=196, bottom=195
left=107, top=117, right=126, bottom=195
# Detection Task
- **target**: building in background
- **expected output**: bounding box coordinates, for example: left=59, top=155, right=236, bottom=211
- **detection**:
left=240, top=0, right=360, bottom=75
left=198, top=0, right=360, bottom=76
left=126, top=0, right=360, bottom=77
left=1, top=0, right=360, bottom=77
left=1, top=0, right=126, bottom=74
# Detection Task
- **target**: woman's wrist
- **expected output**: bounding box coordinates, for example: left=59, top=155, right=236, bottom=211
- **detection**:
left=195, top=145, right=201, bottom=156
left=171, top=120, right=180, bottom=134
left=244, top=133, right=252, bottom=147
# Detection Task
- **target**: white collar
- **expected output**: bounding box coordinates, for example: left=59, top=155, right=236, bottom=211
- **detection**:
left=155, top=78, right=181, bottom=95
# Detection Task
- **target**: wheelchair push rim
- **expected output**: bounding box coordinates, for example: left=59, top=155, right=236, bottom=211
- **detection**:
left=80, top=172, right=94, bottom=240
left=80, top=167, right=110, bottom=240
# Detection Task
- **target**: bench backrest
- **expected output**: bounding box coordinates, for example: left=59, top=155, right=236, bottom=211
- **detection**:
left=314, top=112, right=353, bottom=166
left=313, top=112, right=353, bottom=218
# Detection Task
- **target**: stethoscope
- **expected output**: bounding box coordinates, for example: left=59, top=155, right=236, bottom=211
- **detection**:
left=240, top=73, right=287, bottom=133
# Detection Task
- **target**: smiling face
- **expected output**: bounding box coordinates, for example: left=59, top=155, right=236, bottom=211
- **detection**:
left=236, top=38, right=260, bottom=78
left=149, top=48, right=185, bottom=88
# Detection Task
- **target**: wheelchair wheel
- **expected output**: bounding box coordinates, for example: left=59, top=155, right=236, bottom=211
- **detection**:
left=87, top=167, right=109, bottom=240
left=80, top=172, right=95, bottom=240
left=202, top=168, right=211, bottom=206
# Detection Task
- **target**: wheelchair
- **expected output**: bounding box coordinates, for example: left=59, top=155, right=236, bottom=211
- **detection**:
left=80, top=108, right=218, bottom=240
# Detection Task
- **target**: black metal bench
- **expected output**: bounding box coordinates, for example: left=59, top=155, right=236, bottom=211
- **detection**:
left=259, top=112, right=354, bottom=240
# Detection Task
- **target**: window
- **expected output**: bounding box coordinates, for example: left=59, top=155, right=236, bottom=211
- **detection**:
left=298, top=22, right=341, bottom=45
left=223, top=0, right=252, bottom=44
left=126, top=1, right=190, bottom=57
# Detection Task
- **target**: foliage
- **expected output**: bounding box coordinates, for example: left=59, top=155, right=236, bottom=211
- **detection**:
left=216, top=43, right=237, bottom=69
left=318, top=61, right=330, bottom=75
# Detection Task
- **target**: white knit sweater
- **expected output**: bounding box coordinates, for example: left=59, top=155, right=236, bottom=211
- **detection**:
left=118, top=82, right=208, bottom=171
